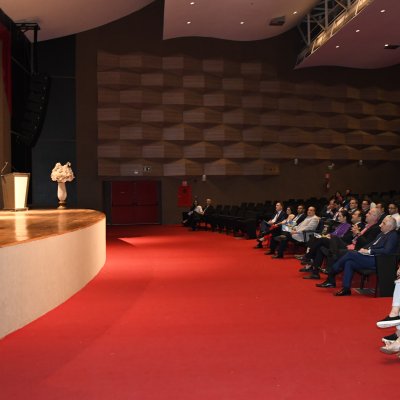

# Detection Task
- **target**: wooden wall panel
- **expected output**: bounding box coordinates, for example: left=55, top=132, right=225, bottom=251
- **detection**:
left=183, top=142, right=222, bottom=159
left=97, top=51, right=400, bottom=177
left=203, top=125, right=241, bottom=142
left=163, top=159, right=203, bottom=176
left=163, top=124, right=203, bottom=142
left=120, top=124, right=162, bottom=141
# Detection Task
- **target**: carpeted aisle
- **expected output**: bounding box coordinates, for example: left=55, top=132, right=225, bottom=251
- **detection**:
left=0, top=225, right=397, bottom=399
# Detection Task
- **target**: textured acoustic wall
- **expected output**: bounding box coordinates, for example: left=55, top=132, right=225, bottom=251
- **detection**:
left=97, top=51, right=400, bottom=179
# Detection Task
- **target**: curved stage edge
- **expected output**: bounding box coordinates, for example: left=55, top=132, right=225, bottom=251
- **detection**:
left=0, top=209, right=106, bottom=339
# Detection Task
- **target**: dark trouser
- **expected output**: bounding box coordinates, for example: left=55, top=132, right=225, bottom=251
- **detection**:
left=328, top=251, right=376, bottom=289
left=274, top=232, right=301, bottom=257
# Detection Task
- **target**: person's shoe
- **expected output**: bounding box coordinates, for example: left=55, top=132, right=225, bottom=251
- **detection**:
left=300, top=259, right=312, bottom=265
left=380, top=340, right=400, bottom=355
left=382, top=333, right=398, bottom=342
left=254, top=243, right=263, bottom=249
left=319, top=268, right=329, bottom=275
left=303, top=273, right=320, bottom=280
left=271, top=255, right=283, bottom=259
left=316, top=280, right=336, bottom=288
left=294, top=254, right=305, bottom=260
left=298, top=266, right=312, bottom=273
left=264, top=249, right=273, bottom=255
left=377, top=315, right=400, bottom=328
left=334, top=288, right=351, bottom=296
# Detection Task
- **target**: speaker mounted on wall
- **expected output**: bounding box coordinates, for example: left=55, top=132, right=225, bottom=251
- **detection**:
left=12, top=73, right=51, bottom=147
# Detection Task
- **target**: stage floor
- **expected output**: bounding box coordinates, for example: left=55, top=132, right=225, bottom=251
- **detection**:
left=0, top=209, right=105, bottom=247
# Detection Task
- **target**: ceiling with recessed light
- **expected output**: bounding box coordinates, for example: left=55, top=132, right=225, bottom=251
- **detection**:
left=163, top=0, right=318, bottom=41
left=1, top=0, right=399, bottom=69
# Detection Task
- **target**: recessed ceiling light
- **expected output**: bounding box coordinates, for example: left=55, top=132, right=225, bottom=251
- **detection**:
left=293, top=11, right=298, bottom=15
left=380, top=9, right=386, bottom=13
left=190, top=1, right=195, bottom=4
left=240, top=21, right=245, bottom=25
left=335, top=45, right=340, bottom=48
left=187, top=21, right=191, bottom=24
left=356, top=29, right=360, bottom=32
left=385, top=44, right=400, bottom=50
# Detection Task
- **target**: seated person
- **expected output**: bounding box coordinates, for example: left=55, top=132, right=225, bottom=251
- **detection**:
left=191, top=198, right=214, bottom=230
left=255, top=205, right=294, bottom=249
left=376, top=202, right=387, bottom=224
left=301, top=209, right=352, bottom=280
left=270, top=206, right=320, bottom=259
left=376, top=268, right=400, bottom=355
left=317, top=215, right=398, bottom=296
left=320, top=198, right=340, bottom=221
left=319, top=208, right=380, bottom=275
left=183, top=199, right=202, bottom=226
left=388, top=202, right=400, bottom=229
left=265, top=204, right=306, bottom=254
left=255, top=202, right=287, bottom=247
left=346, top=197, right=359, bottom=215
left=360, top=198, right=371, bottom=218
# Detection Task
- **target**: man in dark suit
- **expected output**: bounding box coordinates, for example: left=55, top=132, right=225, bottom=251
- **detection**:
left=255, top=202, right=287, bottom=248
left=202, top=198, right=215, bottom=226
left=317, top=215, right=399, bottom=296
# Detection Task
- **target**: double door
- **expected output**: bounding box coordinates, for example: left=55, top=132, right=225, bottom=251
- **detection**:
left=111, top=181, right=160, bottom=224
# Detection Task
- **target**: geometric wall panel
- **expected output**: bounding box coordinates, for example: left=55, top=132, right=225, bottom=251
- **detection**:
left=120, top=54, right=162, bottom=71
left=163, top=55, right=202, bottom=72
left=260, top=143, right=294, bottom=159
left=204, top=159, right=242, bottom=175
left=361, top=146, right=390, bottom=161
left=242, top=94, right=277, bottom=110
left=330, top=145, right=361, bottom=160
left=142, top=142, right=182, bottom=159
left=163, top=159, right=203, bottom=176
left=313, top=129, right=345, bottom=145
left=183, top=142, right=223, bottom=159
left=203, top=125, right=242, bottom=142
left=162, top=89, right=202, bottom=106
left=163, top=124, right=203, bottom=142
left=376, top=132, right=400, bottom=147
left=120, top=89, right=162, bottom=105
left=346, top=131, right=376, bottom=147
left=203, top=59, right=240, bottom=76
left=120, top=124, right=163, bottom=141
left=203, top=93, right=241, bottom=108
left=293, top=144, right=329, bottom=160
left=183, top=74, right=221, bottom=90
left=97, top=51, right=400, bottom=176
left=242, top=160, right=280, bottom=176
left=223, top=143, right=259, bottom=159
left=279, top=128, right=314, bottom=144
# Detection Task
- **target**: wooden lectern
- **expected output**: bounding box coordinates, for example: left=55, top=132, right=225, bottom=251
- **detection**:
left=1, top=173, right=30, bottom=210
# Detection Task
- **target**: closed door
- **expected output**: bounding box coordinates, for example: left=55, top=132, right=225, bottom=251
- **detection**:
left=111, top=181, right=160, bottom=224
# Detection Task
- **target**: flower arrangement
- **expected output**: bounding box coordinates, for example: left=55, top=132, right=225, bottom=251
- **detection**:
left=51, top=162, right=75, bottom=183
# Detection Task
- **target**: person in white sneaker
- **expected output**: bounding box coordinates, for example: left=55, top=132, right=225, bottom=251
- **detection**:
left=377, top=269, right=400, bottom=329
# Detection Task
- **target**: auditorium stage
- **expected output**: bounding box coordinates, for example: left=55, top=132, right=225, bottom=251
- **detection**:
left=0, top=209, right=106, bottom=339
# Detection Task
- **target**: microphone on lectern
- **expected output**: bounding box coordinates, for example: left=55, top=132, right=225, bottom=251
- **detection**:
left=1, top=161, right=8, bottom=175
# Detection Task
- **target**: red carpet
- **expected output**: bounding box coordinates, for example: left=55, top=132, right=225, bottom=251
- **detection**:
left=0, top=225, right=397, bottom=399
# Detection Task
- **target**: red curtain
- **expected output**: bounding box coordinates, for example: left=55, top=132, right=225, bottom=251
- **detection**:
left=0, top=23, right=11, bottom=112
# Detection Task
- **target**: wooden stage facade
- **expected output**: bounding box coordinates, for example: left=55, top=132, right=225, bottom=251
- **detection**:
left=0, top=209, right=106, bottom=339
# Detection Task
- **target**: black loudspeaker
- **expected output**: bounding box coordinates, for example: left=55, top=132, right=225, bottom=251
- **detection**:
left=13, top=73, right=51, bottom=147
